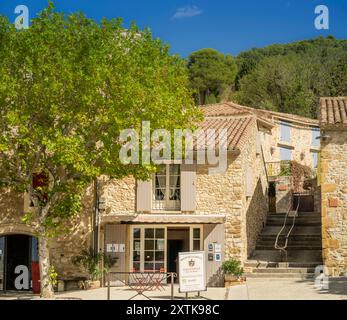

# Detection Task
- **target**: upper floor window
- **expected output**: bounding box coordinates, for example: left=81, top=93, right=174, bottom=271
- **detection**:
left=280, top=122, right=291, bottom=142
left=311, top=128, right=320, bottom=147
left=312, top=152, right=319, bottom=169
left=280, top=147, right=292, bottom=161
left=153, top=164, right=180, bottom=211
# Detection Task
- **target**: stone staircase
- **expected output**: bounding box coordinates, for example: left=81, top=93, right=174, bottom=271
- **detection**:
left=245, top=211, right=323, bottom=279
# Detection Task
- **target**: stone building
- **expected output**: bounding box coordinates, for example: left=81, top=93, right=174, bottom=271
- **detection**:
left=97, top=103, right=271, bottom=286
left=320, top=97, right=347, bottom=276
left=0, top=101, right=323, bottom=292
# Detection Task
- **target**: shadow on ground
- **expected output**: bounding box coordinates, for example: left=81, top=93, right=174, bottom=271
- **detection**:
left=295, top=277, right=347, bottom=298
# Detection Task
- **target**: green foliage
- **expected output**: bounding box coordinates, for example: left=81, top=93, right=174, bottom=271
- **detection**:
left=233, top=37, right=347, bottom=118
left=72, top=248, right=117, bottom=281
left=49, top=265, right=58, bottom=287
left=0, top=3, right=199, bottom=238
left=187, top=48, right=237, bottom=104
left=221, top=258, right=244, bottom=276
left=279, top=164, right=292, bottom=177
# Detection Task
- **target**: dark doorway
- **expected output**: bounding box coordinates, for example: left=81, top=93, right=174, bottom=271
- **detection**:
left=268, top=182, right=276, bottom=213
left=293, top=193, right=314, bottom=212
left=5, top=235, right=31, bottom=291
left=167, top=240, right=183, bottom=273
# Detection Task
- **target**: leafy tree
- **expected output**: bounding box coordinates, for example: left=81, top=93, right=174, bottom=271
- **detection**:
left=233, top=37, right=347, bottom=118
left=187, top=48, right=237, bottom=104
left=0, top=3, right=198, bottom=297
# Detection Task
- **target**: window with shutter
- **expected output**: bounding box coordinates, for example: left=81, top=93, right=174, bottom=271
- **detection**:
left=136, top=180, right=152, bottom=212
left=181, top=164, right=196, bottom=212
left=246, top=166, right=254, bottom=197
left=152, top=164, right=181, bottom=211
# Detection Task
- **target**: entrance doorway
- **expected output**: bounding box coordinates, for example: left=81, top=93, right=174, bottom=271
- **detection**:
left=130, top=225, right=202, bottom=274
left=6, top=235, right=30, bottom=290
left=268, top=181, right=276, bottom=213
left=0, top=235, right=39, bottom=292
left=167, top=228, right=190, bottom=281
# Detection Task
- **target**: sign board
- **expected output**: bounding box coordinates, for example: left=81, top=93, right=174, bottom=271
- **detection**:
left=214, top=253, right=221, bottom=262
left=178, top=251, right=206, bottom=293
left=214, top=243, right=222, bottom=253
left=106, top=243, right=118, bottom=253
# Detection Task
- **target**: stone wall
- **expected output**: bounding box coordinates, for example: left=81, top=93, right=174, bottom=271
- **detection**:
left=321, top=129, right=347, bottom=276
left=261, top=119, right=320, bottom=173
left=242, top=124, right=269, bottom=259
left=196, top=155, right=244, bottom=261
left=275, top=176, right=293, bottom=213
left=0, top=186, right=94, bottom=280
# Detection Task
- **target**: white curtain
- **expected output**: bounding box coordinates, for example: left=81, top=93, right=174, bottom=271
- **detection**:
left=169, top=165, right=180, bottom=199
left=157, top=174, right=166, bottom=200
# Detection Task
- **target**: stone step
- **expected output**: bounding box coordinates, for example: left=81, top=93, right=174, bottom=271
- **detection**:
left=258, top=234, right=321, bottom=239
left=257, top=237, right=322, bottom=242
left=250, top=249, right=323, bottom=263
left=244, top=260, right=322, bottom=268
left=270, top=212, right=320, bottom=216
left=256, top=240, right=322, bottom=249
left=266, top=221, right=321, bottom=226
left=244, top=272, right=315, bottom=279
left=251, top=267, right=315, bottom=274
left=256, top=245, right=322, bottom=250
left=261, top=226, right=322, bottom=236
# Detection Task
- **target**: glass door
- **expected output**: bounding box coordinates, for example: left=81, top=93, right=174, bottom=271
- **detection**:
left=131, top=227, right=166, bottom=272
left=144, top=228, right=165, bottom=272
left=0, top=237, right=4, bottom=291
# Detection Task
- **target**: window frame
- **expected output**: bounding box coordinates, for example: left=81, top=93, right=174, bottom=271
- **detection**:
left=280, top=121, right=292, bottom=143
left=152, top=164, right=181, bottom=211
left=130, top=225, right=203, bottom=273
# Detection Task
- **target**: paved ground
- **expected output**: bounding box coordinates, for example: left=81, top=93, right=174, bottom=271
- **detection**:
left=228, top=277, right=347, bottom=300
left=1, top=278, right=346, bottom=300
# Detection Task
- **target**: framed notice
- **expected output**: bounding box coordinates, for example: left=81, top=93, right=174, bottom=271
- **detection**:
left=214, top=243, right=222, bottom=253
left=106, top=243, right=118, bottom=253
left=214, top=253, right=221, bottom=262
left=178, top=251, right=206, bottom=293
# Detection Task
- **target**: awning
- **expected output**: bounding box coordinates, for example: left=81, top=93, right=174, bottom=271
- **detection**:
left=101, top=214, right=226, bottom=225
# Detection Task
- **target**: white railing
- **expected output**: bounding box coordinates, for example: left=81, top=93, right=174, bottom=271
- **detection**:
left=274, top=195, right=301, bottom=261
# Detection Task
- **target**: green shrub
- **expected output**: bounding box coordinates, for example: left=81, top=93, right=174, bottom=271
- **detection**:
left=222, top=259, right=244, bottom=276
left=72, top=248, right=117, bottom=281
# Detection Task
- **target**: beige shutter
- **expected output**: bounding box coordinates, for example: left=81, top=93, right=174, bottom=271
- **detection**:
left=246, top=166, right=254, bottom=197
left=137, top=179, right=152, bottom=212
left=181, top=164, right=197, bottom=212
left=256, top=132, right=262, bottom=155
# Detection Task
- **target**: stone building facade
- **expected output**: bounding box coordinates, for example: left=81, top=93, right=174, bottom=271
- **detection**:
left=217, top=102, right=320, bottom=176
left=97, top=105, right=270, bottom=285
left=320, top=97, right=347, bottom=276
left=1, top=101, right=324, bottom=292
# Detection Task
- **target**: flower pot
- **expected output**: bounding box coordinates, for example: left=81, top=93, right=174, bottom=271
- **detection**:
left=78, top=280, right=101, bottom=290
left=224, top=274, right=246, bottom=288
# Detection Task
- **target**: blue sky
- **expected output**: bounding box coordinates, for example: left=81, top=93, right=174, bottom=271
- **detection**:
left=0, top=0, right=346, bottom=57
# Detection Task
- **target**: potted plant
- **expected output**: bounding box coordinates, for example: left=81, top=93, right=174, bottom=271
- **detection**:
left=72, top=248, right=117, bottom=290
left=222, top=258, right=245, bottom=287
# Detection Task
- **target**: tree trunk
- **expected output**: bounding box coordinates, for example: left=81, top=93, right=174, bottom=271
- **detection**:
left=38, top=236, right=55, bottom=298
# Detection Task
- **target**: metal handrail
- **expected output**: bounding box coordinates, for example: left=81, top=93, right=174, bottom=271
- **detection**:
left=274, top=195, right=301, bottom=261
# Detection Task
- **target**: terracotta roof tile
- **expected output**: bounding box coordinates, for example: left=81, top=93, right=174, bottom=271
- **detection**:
left=320, top=97, right=347, bottom=127
left=200, top=101, right=319, bottom=126
left=200, top=103, right=252, bottom=117
left=196, top=114, right=255, bottom=151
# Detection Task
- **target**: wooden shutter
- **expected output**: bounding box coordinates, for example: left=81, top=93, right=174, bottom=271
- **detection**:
left=246, top=166, right=254, bottom=197
left=136, top=179, right=152, bottom=212
left=181, top=164, right=197, bottom=212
